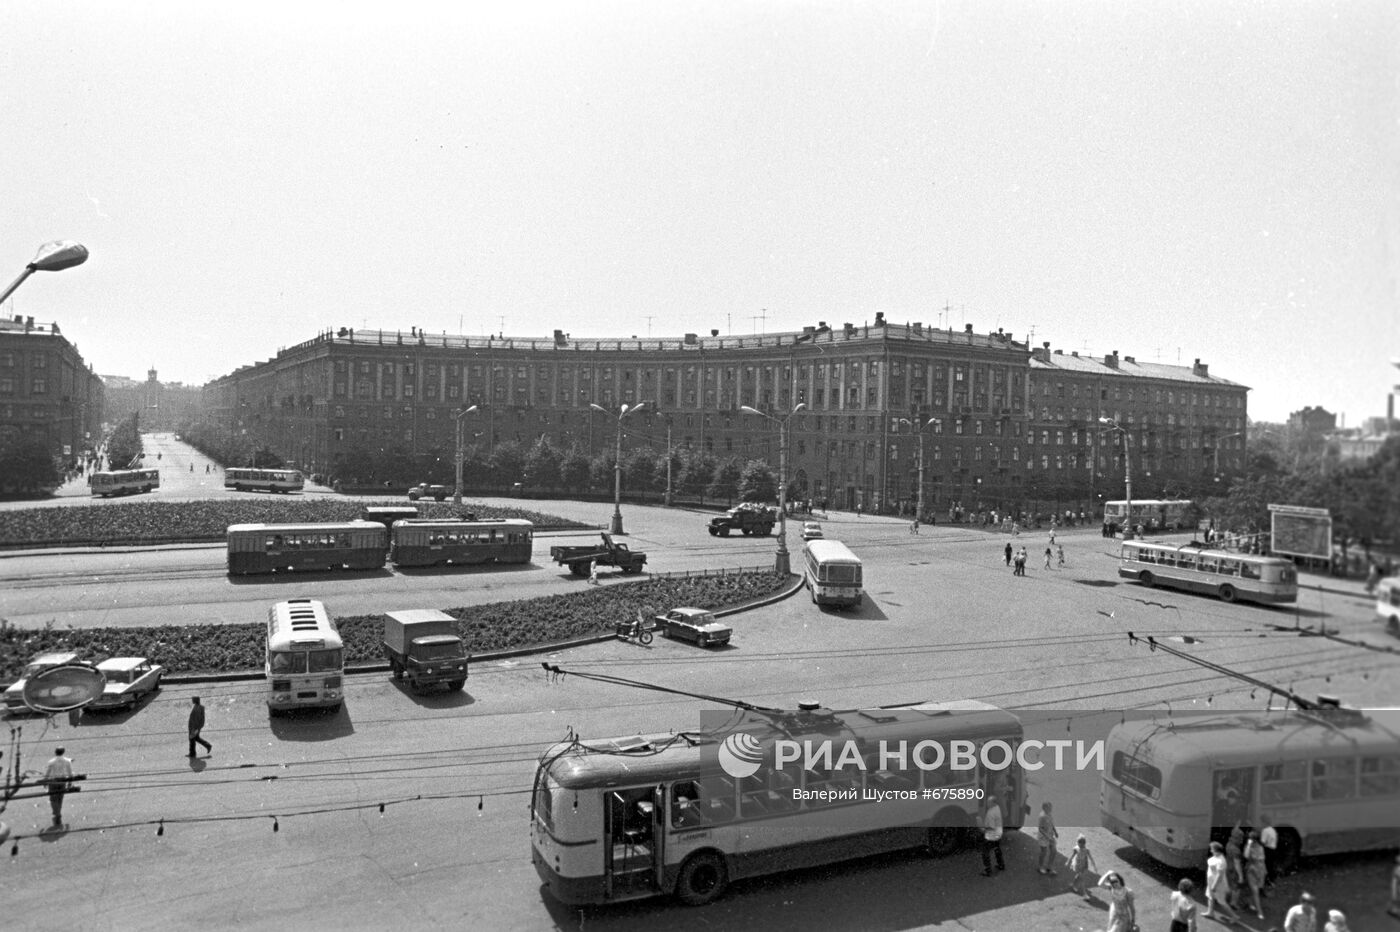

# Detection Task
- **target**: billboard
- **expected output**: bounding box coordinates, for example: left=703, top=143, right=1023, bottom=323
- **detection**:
left=1268, top=503, right=1332, bottom=560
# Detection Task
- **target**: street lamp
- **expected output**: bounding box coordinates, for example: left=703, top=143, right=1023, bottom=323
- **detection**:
left=452, top=405, right=479, bottom=506
left=740, top=402, right=805, bottom=575
left=1211, top=431, right=1244, bottom=479
left=590, top=402, right=645, bottom=534
left=0, top=240, right=89, bottom=306
left=1098, top=417, right=1134, bottom=538
left=896, top=417, right=940, bottom=522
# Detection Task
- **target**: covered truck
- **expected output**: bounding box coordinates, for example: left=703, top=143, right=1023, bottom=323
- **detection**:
left=549, top=532, right=648, bottom=577
left=708, top=503, right=776, bottom=537
left=382, top=609, right=469, bottom=692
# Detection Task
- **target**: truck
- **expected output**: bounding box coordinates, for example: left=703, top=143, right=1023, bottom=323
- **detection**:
left=708, top=503, right=776, bottom=537
left=549, top=532, right=648, bottom=577
left=381, top=609, right=469, bottom=692
left=407, top=483, right=450, bottom=502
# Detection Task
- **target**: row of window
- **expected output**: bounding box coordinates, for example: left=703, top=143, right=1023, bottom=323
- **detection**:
left=0, top=378, right=46, bottom=394
left=0, top=352, right=46, bottom=368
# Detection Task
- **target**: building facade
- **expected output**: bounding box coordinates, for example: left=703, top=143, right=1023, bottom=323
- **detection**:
left=102, top=368, right=203, bottom=432
left=205, top=319, right=1247, bottom=516
left=0, top=315, right=104, bottom=464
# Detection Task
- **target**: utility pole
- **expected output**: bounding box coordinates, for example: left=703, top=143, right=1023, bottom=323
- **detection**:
left=664, top=424, right=673, bottom=506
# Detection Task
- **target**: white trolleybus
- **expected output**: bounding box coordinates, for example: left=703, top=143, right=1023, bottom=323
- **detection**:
left=225, top=467, right=304, bottom=493
left=89, top=468, right=160, bottom=497
left=1376, top=576, right=1400, bottom=636
left=803, top=539, right=863, bottom=608
left=531, top=700, right=1027, bottom=906
left=1118, top=539, right=1298, bottom=605
left=1101, top=707, right=1400, bottom=871
left=1103, top=499, right=1193, bottom=534
left=265, top=599, right=345, bottom=714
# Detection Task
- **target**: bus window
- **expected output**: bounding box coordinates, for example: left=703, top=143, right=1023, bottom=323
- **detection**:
left=308, top=648, right=343, bottom=673
left=1360, top=756, right=1400, bottom=797
left=1261, top=761, right=1306, bottom=805
left=269, top=651, right=306, bottom=674
left=1112, top=751, right=1162, bottom=799
left=1240, top=562, right=1261, bottom=580
left=1219, top=559, right=1240, bottom=576
left=1199, top=556, right=1218, bottom=574
left=1311, top=758, right=1357, bottom=800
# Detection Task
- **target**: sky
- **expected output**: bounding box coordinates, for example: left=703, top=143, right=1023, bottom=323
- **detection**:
left=2, top=0, right=1396, bottom=425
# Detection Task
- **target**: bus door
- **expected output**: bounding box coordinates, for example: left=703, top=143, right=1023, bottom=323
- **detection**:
left=983, top=743, right=1028, bottom=828
left=1211, top=766, right=1255, bottom=834
left=603, top=786, right=660, bottom=898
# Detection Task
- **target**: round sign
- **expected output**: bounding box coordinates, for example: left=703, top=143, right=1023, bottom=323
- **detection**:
left=22, top=664, right=106, bottom=713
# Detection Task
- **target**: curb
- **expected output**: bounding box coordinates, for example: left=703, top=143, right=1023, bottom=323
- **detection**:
left=155, top=572, right=806, bottom=685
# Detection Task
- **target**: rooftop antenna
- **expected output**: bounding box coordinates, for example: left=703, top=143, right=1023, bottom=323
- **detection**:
left=499, top=315, right=506, bottom=337
left=644, top=315, right=654, bottom=337
left=750, top=308, right=767, bottom=335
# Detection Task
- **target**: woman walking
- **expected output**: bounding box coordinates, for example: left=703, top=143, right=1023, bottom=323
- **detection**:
left=1243, top=829, right=1267, bottom=920
left=1097, top=871, right=1136, bottom=932
left=1203, top=840, right=1241, bottom=924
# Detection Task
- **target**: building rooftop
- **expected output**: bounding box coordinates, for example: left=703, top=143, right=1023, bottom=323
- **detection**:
left=1029, top=347, right=1245, bottom=388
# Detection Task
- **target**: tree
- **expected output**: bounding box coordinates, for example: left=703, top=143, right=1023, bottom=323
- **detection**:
left=0, top=433, right=62, bottom=495
left=523, top=436, right=562, bottom=490
left=707, top=457, right=743, bottom=505
left=589, top=451, right=616, bottom=493
left=486, top=440, right=524, bottom=489
left=679, top=450, right=716, bottom=502
left=737, top=459, right=777, bottom=503
left=624, top=448, right=657, bottom=499
left=559, top=446, right=591, bottom=492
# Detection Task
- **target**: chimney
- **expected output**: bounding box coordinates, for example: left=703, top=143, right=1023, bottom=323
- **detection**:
left=25, top=316, right=35, bottom=331
left=874, top=311, right=885, bottom=326
left=710, top=329, right=719, bottom=337
left=1104, top=351, right=1119, bottom=369
left=913, top=322, right=922, bottom=332
left=1124, top=355, right=1135, bottom=364
left=1192, top=358, right=1209, bottom=378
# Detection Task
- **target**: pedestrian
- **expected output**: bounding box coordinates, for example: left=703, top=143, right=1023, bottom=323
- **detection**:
left=1260, top=814, right=1279, bottom=887
left=1281, top=892, right=1317, bottom=932
left=43, top=746, right=73, bottom=828
left=1049, top=528, right=1056, bottom=546
left=856, top=503, right=863, bottom=518
left=189, top=462, right=194, bottom=472
left=1004, top=542, right=1013, bottom=566
left=977, top=795, right=1004, bottom=876
left=1035, top=801, right=1058, bottom=875
left=1067, top=834, right=1097, bottom=900
left=1170, top=877, right=1199, bottom=932
left=1204, top=840, right=1241, bottom=924
left=1097, top=871, right=1137, bottom=932
left=1057, top=544, right=1065, bottom=567
left=1244, top=828, right=1267, bottom=919
left=1322, top=909, right=1349, bottom=932
left=587, top=560, right=598, bottom=586
left=910, top=519, right=919, bottom=535
left=1044, top=545, right=1053, bottom=569
left=1225, top=820, right=1246, bottom=906
left=1390, top=852, right=1400, bottom=919
left=1016, top=546, right=1028, bottom=575
left=188, top=697, right=213, bottom=758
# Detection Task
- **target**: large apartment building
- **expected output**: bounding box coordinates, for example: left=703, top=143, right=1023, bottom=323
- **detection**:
left=0, top=314, right=104, bottom=464
left=205, top=318, right=1247, bottom=515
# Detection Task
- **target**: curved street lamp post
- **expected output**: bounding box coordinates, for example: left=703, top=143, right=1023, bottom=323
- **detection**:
left=1098, top=417, right=1134, bottom=538
left=590, top=402, right=645, bottom=534
left=740, top=403, right=805, bottom=575
left=452, top=405, right=479, bottom=506
left=897, top=417, right=940, bottom=522
left=0, top=240, right=89, bottom=306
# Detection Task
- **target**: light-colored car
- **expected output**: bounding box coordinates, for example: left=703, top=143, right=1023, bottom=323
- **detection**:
left=3, top=651, right=81, bottom=714
left=800, top=521, right=824, bottom=541
left=654, top=608, right=733, bottom=648
left=91, top=657, right=165, bottom=711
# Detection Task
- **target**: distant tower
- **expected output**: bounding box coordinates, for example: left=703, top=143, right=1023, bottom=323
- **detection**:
left=145, top=367, right=160, bottom=415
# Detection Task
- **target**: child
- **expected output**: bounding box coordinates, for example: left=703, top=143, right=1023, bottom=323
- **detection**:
left=1067, top=834, right=1097, bottom=900
left=1057, top=544, right=1065, bottom=567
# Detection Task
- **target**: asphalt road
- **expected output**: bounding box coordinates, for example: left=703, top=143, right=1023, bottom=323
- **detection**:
left=3, top=444, right=1398, bottom=931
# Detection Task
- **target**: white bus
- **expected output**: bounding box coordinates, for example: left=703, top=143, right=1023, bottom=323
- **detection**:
left=532, top=701, right=1027, bottom=906
left=1103, top=499, right=1193, bottom=533
left=89, top=468, right=160, bottom=497
left=225, top=467, right=304, bottom=493
left=1118, top=540, right=1297, bottom=604
left=803, top=539, right=863, bottom=608
left=1101, top=708, right=1400, bottom=871
left=265, top=599, right=345, bottom=714
left=1377, top=576, right=1400, bottom=636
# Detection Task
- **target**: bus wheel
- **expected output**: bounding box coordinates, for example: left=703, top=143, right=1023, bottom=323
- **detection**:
left=675, top=851, right=728, bottom=906
left=1139, top=571, right=1155, bottom=588
left=1218, top=584, right=1237, bottom=603
left=926, top=808, right=972, bottom=856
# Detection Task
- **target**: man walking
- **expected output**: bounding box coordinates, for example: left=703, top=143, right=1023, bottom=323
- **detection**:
left=978, top=795, right=1005, bottom=876
left=188, top=697, right=213, bottom=758
left=43, top=746, right=73, bottom=828
left=1004, top=542, right=1013, bottom=566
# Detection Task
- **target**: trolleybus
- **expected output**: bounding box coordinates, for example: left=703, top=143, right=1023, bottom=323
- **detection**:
left=226, top=521, right=388, bottom=575
left=1376, top=576, right=1400, bottom=636
left=1101, top=708, right=1400, bottom=871
left=1102, top=499, right=1193, bottom=534
left=265, top=599, right=345, bottom=714
left=89, top=468, right=160, bottom=497
left=1118, top=540, right=1297, bottom=604
left=225, top=467, right=304, bottom=493
left=531, top=700, right=1026, bottom=906
left=390, top=518, right=534, bottom=567
left=803, top=539, right=863, bottom=608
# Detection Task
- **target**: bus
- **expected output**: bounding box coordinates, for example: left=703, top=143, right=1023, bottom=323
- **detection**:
left=265, top=599, right=345, bottom=714
left=390, top=518, right=534, bottom=567
left=1377, top=576, right=1400, bottom=636
left=803, top=540, right=863, bottom=608
left=225, top=467, right=304, bottom=493
left=531, top=700, right=1027, bottom=906
left=1118, top=540, right=1297, bottom=604
left=226, top=521, right=388, bottom=575
left=1101, top=708, right=1400, bottom=872
left=1102, top=499, right=1193, bottom=534
left=89, top=468, right=160, bottom=497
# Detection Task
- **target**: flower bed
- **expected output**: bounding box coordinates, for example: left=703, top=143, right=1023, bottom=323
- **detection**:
left=0, top=571, right=789, bottom=679
left=0, top=499, right=585, bottom=548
